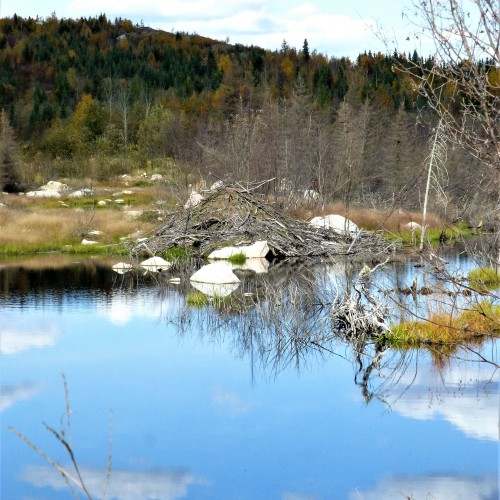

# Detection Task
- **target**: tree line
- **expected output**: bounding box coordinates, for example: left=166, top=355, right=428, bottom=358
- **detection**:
left=0, top=12, right=497, bottom=226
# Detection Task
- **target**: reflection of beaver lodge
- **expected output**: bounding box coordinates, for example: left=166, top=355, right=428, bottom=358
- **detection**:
left=134, top=183, right=394, bottom=259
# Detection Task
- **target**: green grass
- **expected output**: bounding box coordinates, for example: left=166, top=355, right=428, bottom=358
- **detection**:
left=0, top=241, right=128, bottom=256
left=468, top=267, right=500, bottom=291
left=161, top=246, right=194, bottom=263
left=386, top=223, right=475, bottom=246
left=186, top=292, right=208, bottom=308
left=385, top=301, right=500, bottom=348
left=227, top=252, right=247, bottom=264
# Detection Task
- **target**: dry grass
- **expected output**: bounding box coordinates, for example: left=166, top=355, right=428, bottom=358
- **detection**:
left=301, top=203, right=446, bottom=232
left=389, top=302, right=500, bottom=346
left=0, top=203, right=156, bottom=252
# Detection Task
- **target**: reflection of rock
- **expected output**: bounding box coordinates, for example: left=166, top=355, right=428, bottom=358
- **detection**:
left=112, top=262, right=133, bottom=274
left=140, top=256, right=172, bottom=273
left=352, top=473, right=498, bottom=500
left=234, top=258, right=269, bottom=274
left=190, top=281, right=240, bottom=297
left=208, top=241, right=270, bottom=259
left=190, top=262, right=240, bottom=284
left=21, top=464, right=198, bottom=500
left=310, top=214, right=359, bottom=234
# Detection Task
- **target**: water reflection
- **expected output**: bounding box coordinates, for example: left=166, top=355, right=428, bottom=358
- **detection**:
left=21, top=465, right=200, bottom=500
left=0, top=254, right=498, bottom=499
left=352, top=473, right=499, bottom=500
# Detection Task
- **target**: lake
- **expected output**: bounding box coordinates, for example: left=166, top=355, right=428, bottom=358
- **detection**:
left=1, top=252, right=498, bottom=500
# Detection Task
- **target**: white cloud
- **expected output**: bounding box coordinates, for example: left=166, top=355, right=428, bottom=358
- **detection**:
left=0, top=326, right=60, bottom=354
left=98, top=291, right=171, bottom=325
left=21, top=464, right=201, bottom=500
left=212, top=386, right=253, bottom=416
left=350, top=473, right=499, bottom=500
left=383, top=361, right=499, bottom=441
left=0, top=383, right=38, bottom=412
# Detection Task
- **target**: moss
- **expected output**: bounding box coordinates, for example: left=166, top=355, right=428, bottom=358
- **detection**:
left=227, top=252, right=246, bottom=264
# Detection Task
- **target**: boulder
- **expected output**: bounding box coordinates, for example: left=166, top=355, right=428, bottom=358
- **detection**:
left=26, top=190, right=61, bottom=198
left=151, top=174, right=163, bottom=181
left=190, top=262, right=240, bottom=284
left=69, top=188, right=93, bottom=198
left=81, top=239, right=98, bottom=245
left=208, top=240, right=270, bottom=260
left=124, top=210, right=144, bottom=220
left=97, top=200, right=107, bottom=206
left=140, top=256, right=172, bottom=272
left=210, top=180, right=225, bottom=190
left=184, top=191, right=204, bottom=209
left=310, top=214, right=359, bottom=234
left=402, top=221, right=422, bottom=231
left=40, top=181, right=69, bottom=193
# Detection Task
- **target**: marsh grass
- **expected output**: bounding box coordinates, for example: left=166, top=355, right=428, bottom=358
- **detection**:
left=468, top=267, right=500, bottom=291
left=387, top=302, right=500, bottom=347
left=0, top=204, right=155, bottom=254
left=187, top=291, right=209, bottom=308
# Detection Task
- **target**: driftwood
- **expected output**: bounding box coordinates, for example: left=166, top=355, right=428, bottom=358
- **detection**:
left=133, top=183, right=396, bottom=258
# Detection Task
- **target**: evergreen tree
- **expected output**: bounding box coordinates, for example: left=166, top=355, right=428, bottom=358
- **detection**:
left=0, top=109, right=22, bottom=192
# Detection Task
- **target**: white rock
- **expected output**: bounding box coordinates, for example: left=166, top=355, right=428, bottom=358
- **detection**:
left=122, top=190, right=133, bottom=195
left=310, top=214, right=359, bottom=234
left=114, top=199, right=125, bottom=204
left=86, top=230, right=103, bottom=236
left=97, top=200, right=107, bottom=206
left=26, top=190, right=61, bottom=198
left=81, top=239, right=98, bottom=245
left=184, top=191, right=204, bottom=209
left=40, top=181, right=69, bottom=193
left=208, top=240, right=270, bottom=260
left=69, top=188, right=93, bottom=198
left=402, top=221, right=422, bottom=231
left=112, top=262, right=133, bottom=274
left=168, top=277, right=181, bottom=284
left=124, top=210, right=143, bottom=220
left=151, top=174, right=163, bottom=181
left=190, top=262, right=240, bottom=284
left=210, top=180, right=225, bottom=190
left=136, top=237, right=149, bottom=243
left=140, top=256, right=172, bottom=272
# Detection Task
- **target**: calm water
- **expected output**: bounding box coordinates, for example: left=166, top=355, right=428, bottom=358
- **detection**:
left=0, top=254, right=498, bottom=500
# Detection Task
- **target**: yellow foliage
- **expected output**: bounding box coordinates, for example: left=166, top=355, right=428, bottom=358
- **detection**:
left=218, top=54, right=233, bottom=79
left=280, top=58, right=295, bottom=82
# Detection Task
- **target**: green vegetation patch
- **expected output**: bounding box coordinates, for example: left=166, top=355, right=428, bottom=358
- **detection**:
left=468, top=267, right=500, bottom=291
left=227, top=252, right=247, bottom=265
left=186, top=292, right=208, bottom=308
left=387, top=301, right=500, bottom=347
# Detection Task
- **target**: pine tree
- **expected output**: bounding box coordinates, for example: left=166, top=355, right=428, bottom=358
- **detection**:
left=0, top=109, right=22, bottom=192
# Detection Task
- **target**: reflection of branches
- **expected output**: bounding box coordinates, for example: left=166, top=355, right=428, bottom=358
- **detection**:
left=8, top=375, right=112, bottom=500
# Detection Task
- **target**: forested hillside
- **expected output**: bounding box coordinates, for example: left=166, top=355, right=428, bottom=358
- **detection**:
left=0, top=13, right=496, bottom=222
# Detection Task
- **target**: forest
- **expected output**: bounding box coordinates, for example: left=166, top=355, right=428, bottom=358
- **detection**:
left=0, top=12, right=498, bottom=225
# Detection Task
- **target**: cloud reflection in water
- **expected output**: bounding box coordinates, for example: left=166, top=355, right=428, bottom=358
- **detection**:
left=21, top=464, right=202, bottom=500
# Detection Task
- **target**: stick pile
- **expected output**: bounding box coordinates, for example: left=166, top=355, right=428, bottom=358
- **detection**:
left=134, top=184, right=395, bottom=258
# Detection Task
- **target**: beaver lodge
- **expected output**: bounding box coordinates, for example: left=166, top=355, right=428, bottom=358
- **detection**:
left=133, top=183, right=395, bottom=259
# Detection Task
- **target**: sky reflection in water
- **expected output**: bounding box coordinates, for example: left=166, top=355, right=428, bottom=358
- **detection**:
left=0, top=256, right=498, bottom=499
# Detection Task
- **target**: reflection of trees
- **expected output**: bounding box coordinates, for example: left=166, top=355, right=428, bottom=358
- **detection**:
left=162, top=255, right=498, bottom=409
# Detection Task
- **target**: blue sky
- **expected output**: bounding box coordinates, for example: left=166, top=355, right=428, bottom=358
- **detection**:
left=0, top=0, right=426, bottom=59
